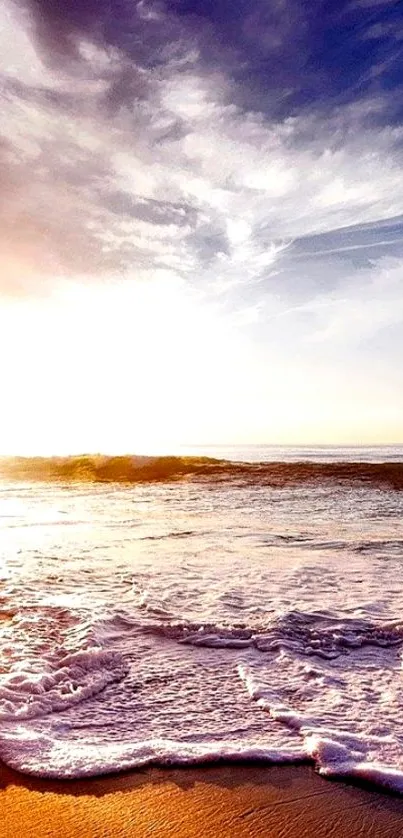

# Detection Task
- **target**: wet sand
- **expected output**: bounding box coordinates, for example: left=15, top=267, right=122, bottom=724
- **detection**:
left=1, top=762, right=403, bottom=838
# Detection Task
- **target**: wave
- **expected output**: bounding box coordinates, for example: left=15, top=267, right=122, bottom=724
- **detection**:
left=1, top=455, right=403, bottom=489
left=0, top=647, right=128, bottom=721
left=3, top=728, right=403, bottom=794
left=114, top=609, right=403, bottom=659
left=0, top=732, right=305, bottom=780
left=2, top=608, right=403, bottom=791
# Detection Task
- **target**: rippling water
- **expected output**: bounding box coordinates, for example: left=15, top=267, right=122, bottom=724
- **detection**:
left=1, top=446, right=403, bottom=792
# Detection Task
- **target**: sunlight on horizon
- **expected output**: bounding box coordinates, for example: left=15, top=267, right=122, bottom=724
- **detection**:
left=1, top=0, right=403, bottom=458
left=0, top=276, right=264, bottom=456
left=0, top=275, right=401, bottom=457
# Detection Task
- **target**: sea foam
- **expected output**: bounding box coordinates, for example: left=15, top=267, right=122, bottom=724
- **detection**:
left=0, top=648, right=127, bottom=721
left=1, top=469, right=403, bottom=792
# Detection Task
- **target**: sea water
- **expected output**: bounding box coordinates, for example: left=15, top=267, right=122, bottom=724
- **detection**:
left=1, top=445, right=403, bottom=793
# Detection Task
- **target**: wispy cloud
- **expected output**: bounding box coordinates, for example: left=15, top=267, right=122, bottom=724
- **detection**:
left=275, top=257, right=403, bottom=344
left=1, top=0, right=403, bottom=446
left=1, top=4, right=403, bottom=304
left=0, top=5, right=402, bottom=364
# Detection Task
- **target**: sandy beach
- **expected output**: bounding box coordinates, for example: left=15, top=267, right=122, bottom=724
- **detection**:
left=1, top=762, right=403, bottom=838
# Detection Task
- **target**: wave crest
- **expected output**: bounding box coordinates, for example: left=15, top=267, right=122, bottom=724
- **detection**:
left=0, top=648, right=128, bottom=721
left=1, top=455, right=403, bottom=489
left=110, top=609, right=403, bottom=659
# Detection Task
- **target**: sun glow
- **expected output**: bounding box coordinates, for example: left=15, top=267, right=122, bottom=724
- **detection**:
left=0, top=276, right=264, bottom=456
left=1, top=273, right=401, bottom=456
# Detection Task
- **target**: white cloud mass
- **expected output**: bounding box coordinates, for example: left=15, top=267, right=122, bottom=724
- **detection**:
left=0, top=0, right=402, bottom=448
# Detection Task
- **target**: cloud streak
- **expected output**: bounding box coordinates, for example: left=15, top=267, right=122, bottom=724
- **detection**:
left=0, top=0, right=403, bottom=448
left=1, top=0, right=403, bottom=366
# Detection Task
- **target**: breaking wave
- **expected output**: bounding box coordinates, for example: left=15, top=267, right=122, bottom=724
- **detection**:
left=135, top=610, right=403, bottom=659
left=0, top=648, right=127, bottom=721
left=1, top=607, right=403, bottom=790
left=1, top=455, right=403, bottom=489
left=1, top=466, right=403, bottom=792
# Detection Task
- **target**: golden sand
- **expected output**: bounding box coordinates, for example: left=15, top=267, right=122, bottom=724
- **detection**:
left=1, top=762, right=403, bottom=838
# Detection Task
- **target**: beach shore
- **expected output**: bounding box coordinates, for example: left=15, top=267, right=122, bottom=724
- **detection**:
left=1, top=762, right=403, bottom=838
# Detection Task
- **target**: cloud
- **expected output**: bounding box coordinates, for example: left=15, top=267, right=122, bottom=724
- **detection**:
left=362, top=21, right=403, bottom=39
left=19, top=0, right=403, bottom=119
left=1, top=0, right=403, bottom=312
left=300, top=259, right=403, bottom=345
left=244, top=252, right=403, bottom=368
left=1, top=0, right=403, bottom=449
left=352, top=0, right=399, bottom=8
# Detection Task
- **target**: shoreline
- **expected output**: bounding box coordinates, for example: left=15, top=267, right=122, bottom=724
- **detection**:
left=1, top=762, right=403, bottom=838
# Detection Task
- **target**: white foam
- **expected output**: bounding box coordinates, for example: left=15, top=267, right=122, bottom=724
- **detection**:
left=0, top=649, right=127, bottom=720
left=1, top=477, right=403, bottom=793
left=0, top=731, right=305, bottom=779
left=306, top=735, right=403, bottom=794
left=237, top=651, right=403, bottom=793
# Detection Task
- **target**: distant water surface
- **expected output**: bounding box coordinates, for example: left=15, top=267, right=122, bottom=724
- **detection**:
left=179, top=443, right=403, bottom=463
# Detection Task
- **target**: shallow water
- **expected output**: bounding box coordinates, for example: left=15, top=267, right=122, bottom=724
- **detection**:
left=1, top=446, right=403, bottom=792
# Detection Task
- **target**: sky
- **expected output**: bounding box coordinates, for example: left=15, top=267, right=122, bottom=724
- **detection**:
left=0, top=0, right=403, bottom=454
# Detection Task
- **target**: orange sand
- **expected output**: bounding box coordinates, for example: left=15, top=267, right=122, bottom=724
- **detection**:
left=1, top=762, right=403, bottom=838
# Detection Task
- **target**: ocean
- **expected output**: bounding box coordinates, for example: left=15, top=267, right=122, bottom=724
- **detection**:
left=1, top=445, right=403, bottom=793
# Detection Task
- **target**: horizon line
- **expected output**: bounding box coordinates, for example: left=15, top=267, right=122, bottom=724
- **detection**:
left=1, top=441, right=403, bottom=460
